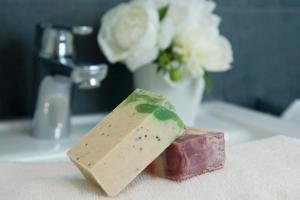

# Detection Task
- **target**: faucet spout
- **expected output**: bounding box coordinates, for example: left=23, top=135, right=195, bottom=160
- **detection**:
left=40, top=55, right=108, bottom=90
left=71, top=64, right=108, bottom=89
left=32, top=23, right=109, bottom=139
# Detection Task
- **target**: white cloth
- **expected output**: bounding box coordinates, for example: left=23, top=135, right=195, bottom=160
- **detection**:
left=1, top=136, right=300, bottom=200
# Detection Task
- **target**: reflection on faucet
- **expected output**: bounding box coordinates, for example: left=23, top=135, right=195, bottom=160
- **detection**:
left=71, top=65, right=107, bottom=89
left=33, top=76, right=71, bottom=139
left=38, top=24, right=108, bottom=89
left=32, top=24, right=108, bottom=139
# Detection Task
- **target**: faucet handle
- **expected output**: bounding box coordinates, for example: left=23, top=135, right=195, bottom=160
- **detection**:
left=39, top=24, right=93, bottom=59
left=42, top=24, right=93, bottom=34
left=39, top=24, right=74, bottom=59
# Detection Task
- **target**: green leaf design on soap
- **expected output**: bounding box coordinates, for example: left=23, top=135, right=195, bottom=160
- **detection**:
left=122, top=89, right=176, bottom=111
left=135, top=104, right=157, bottom=113
left=125, top=92, right=161, bottom=105
left=135, top=103, right=184, bottom=129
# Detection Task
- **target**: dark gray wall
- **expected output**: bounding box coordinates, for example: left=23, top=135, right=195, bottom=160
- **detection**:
left=210, top=0, right=300, bottom=115
left=0, top=0, right=299, bottom=119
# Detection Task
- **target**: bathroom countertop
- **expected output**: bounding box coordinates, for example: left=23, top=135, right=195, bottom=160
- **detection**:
left=0, top=101, right=298, bottom=162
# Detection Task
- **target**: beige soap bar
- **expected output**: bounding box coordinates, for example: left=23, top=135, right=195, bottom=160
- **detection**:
left=67, top=89, right=184, bottom=196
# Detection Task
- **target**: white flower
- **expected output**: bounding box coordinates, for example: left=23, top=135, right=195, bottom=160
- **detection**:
left=98, top=0, right=161, bottom=71
left=98, top=0, right=233, bottom=79
left=154, top=0, right=170, bottom=9
left=167, top=0, right=233, bottom=77
left=167, top=0, right=221, bottom=36
left=202, top=34, right=233, bottom=72
left=174, top=29, right=233, bottom=77
left=157, top=17, right=175, bottom=50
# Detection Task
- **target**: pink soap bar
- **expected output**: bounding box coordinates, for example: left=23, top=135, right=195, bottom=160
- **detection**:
left=146, top=128, right=225, bottom=181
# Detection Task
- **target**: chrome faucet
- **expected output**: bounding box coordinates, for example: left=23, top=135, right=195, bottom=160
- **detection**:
left=32, top=24, right=108, bottom=140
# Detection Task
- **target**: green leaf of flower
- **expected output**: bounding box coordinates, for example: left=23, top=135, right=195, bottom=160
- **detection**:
left=158, top=5, right=169, bottom=21
left=157, top=51, right=171, bottom=71
left=204, top=71, right=212, bottom=95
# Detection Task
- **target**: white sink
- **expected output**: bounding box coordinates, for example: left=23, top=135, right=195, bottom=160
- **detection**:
left=0, top=101, right=298, bottom=162
left=0, top=114, right=105, bottom=162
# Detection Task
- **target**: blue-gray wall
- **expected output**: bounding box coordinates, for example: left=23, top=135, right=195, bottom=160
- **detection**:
left=0, top=0, right=299, bottom=119
left=210, top=0, right=300, bottom=115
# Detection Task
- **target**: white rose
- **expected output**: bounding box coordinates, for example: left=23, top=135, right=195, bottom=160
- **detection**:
left=174, top=29, right=233, bottom=77
left=167, top=0, right=220, bottom=36
left=98, top=0, right=160, bottom=71
left=154, top=0, right=170, bottom=9
left=201, top=34, right=233, bottom=72
left=157, top=17, right=175, bottom=50
left=167, top=0, right=233, bottom=78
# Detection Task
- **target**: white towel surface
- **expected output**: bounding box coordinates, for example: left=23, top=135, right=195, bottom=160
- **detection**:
left=1, top=136, right=300, bottom=200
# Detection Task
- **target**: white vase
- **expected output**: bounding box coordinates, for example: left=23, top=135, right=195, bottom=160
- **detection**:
left=133, top=64, right=205, bottom=126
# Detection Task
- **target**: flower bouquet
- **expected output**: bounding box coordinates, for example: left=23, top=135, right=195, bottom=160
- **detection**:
left=98, top=0, right=233, bottom=125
